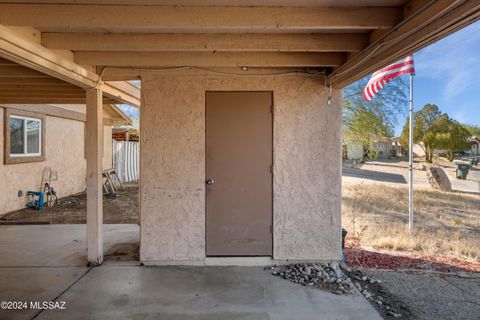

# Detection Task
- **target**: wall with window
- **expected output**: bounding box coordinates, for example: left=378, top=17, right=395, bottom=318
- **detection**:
left=0, top=107, right=114, bottom=215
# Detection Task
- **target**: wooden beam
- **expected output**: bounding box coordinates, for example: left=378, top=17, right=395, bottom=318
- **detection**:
left=0, top=84, right=84, bottom=92
left=75, top=52, right=346, bottom=67
left=0, top=94, right=86, bottom=99
left=0, top=65, right=50, bottom=77
left=0, top=56, right=15, bottom=65
left=0, top=25, right=140, bottom=107
left=0, top=98, right=87, bottom=103
left=0, top=4, right=402, bottom=32
left=86, top=87, right=103, bottom=266
left=0, top=77, right=74, bottom=85
left=0, top=97, right=117, bottom=104
left=101, top=68, right=142, bottom=81
left=43, top=33, right=368, bottom=52
left=330, top=0, right=480, bottom=87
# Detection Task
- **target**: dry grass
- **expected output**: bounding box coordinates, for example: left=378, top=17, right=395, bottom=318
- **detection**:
left=342, top=181, right=480, bottom=261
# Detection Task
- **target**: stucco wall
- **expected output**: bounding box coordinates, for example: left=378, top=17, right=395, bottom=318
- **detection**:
left=0, top=107, right=114, bottom=215
left=140, top=70, right=342, bottom=263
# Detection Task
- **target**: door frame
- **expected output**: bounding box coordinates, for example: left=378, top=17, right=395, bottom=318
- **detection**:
left=204, top=90, right=274, bottom=257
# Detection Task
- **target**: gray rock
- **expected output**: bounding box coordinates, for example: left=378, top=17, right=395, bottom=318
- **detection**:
left=303, top=266, right=312, bottom=275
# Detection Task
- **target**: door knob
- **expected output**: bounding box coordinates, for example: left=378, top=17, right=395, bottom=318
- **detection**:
left=206, top=179, right=215, bottom=185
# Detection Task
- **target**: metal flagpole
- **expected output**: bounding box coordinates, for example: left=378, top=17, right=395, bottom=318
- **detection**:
left=408, top=73, right=414, bottom=231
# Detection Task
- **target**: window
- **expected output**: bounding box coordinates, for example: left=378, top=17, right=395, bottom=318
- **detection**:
left=4, top=109, right=45, bottom=164
left=9, top=116, right=41, bottom=156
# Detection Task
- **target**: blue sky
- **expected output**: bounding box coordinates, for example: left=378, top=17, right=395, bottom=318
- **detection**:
left=393, top=20, right=480, bottom=135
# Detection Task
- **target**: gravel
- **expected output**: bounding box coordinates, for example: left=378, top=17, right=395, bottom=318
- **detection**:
left=267, top=263, right=411, bottom=319
left=266, top=262, right=355, bottom=295
left=268, top=262, right=480, bottom=320
left=344, top=268, right=410, bottom=319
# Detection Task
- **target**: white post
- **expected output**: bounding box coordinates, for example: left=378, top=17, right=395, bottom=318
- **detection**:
left=86, top=88, right=103, bottom=265
left=408, top=73, right=414, bottom=231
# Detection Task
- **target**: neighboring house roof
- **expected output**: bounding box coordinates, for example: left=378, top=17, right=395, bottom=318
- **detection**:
left=104, top=104, right=133, bottom=126
left=470, top=136, right=480, bottom=144
left=1, top=103, right=132, bottom=126
left=112, top=126, right=139, bottom=141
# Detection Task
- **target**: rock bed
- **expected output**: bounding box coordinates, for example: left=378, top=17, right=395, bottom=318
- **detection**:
left=267, top=263, right=409, bottom=319
left=266, top=262, right=354, bottom=295
left=344, top=269, right=408, bottom=319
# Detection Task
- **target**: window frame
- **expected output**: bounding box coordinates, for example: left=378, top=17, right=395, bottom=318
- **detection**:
left=4, top=109, right=46, bottom=164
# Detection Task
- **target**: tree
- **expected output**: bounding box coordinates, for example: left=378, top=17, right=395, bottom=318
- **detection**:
left=399, top=104, right=444, bottom=163
left=400, top=104, right=471, bottom=162
left=343, top=76, right=408, bottom=149
left=436, top=120, right=471, bottom=161
left=463, top=123, right=480, bottom=136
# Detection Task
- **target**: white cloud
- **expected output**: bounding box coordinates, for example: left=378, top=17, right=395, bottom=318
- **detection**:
left=415, top=21, right=480, bottom=99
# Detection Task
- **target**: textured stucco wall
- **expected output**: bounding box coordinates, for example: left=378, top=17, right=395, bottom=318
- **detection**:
left=0, top=107, right=114, bottom=215
left=140, top=71, right=342, bottom=263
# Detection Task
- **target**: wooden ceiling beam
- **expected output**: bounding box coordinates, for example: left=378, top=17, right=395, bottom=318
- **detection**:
left=329, top=0, right=480, bottom=87
left=0, top=84, right=80, bottom=90
left=0, top=65, right=51, bottom=77
left=0, top=4, right=402, bottom=32
left=0, top=25, right=140, bottom=107
left=0, top=77, right=73, bottom=85
left=42, top=33, right=369, bottom=52
left=0, top=98, right=118, bottom=104
left=75, top=51, right=346, bottom=67
left=0, top=88, right=84, bottom=94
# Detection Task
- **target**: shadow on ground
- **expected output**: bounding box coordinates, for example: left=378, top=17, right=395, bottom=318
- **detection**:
left=342, top=168, right=407, bottom=184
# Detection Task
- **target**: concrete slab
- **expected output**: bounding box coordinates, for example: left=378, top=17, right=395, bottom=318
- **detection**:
left=36, top=266, right=382, bottom=320
left=0, top=224, right=139, bottom=267
left=0, top=267, right=88, bottom=320
left=0, top=225, right=380, bottom=320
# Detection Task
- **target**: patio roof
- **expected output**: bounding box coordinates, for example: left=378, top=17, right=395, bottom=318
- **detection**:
left=0, top=0, right=478, bottom=90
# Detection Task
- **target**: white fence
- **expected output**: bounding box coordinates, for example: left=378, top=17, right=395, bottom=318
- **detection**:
left=112, top=140, right=139, bottom=183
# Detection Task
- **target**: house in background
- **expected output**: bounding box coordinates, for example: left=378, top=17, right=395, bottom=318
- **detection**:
left=370, top=138, right=392, bottom=159
left=344, top=140, right=364, bottom=161
left=470, top=137, right=479, bottom=155
left=112, top=125, right=139, bottom=142
left=391, top=137, right=404, bottom=157
left=344, top=137, right=392, bottom=161
left=0, top=103, right=130, bottom=215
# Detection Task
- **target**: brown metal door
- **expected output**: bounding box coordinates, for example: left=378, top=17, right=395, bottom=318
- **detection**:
left=206, top=91, right=273, bottom=256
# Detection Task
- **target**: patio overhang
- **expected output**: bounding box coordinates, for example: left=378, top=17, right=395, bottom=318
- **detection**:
left=1, top=0, right=479, bottom=266
left=0, top=26, right=141, bottom=107
left=0, top=0, right=477, bottom=87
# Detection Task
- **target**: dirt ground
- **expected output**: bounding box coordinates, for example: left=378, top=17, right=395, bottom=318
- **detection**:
left=360, top=268, right=480, bottom=320
left=342, top=175, right=480, bottom=319
left=0, top=184, right=139, bottom=224
left=343, top=181, right=480, bottom=262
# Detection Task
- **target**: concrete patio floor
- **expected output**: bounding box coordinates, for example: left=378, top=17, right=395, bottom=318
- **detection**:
left=0, top=225, right=382, bottom=320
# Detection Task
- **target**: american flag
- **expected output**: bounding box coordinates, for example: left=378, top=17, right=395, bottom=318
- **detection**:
left=362, top=55, right=415, bottom=101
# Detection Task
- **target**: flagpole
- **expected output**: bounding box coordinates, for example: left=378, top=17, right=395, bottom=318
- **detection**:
left=408, top=72, right=414, bottom=231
